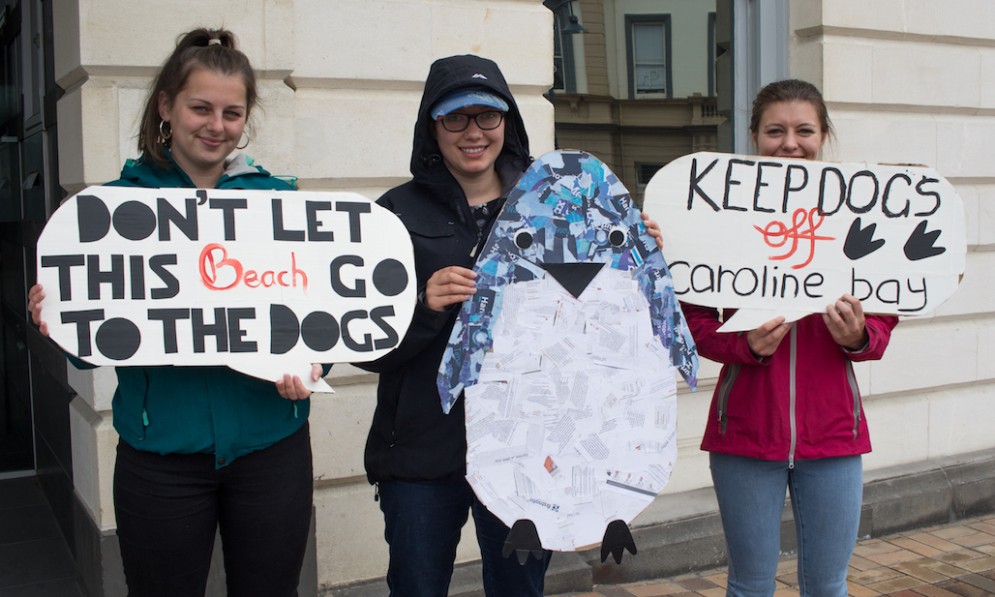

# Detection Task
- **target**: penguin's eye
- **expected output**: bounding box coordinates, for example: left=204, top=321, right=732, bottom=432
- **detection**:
left=515, top=229, right=534, bottom=249
left=608, top=226, right=627, bottom=247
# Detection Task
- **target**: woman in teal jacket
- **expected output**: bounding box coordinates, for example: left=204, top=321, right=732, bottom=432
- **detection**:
left=29, top=28, right=320, bottom=597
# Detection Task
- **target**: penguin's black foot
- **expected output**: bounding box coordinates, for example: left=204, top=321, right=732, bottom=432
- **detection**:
left=600, top=519, right=637, bottom=564
left=502, top=519, right=545, bottom=565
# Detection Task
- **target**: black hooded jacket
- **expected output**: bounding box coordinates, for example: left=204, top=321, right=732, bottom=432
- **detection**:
left=361, top=55, right=532, bottom=483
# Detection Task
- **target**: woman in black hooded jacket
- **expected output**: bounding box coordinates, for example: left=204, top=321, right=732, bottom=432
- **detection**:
left=360, top=55, right=551, bottom=596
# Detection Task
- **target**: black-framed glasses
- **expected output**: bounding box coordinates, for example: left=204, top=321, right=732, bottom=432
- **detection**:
left=437, top=111, right=505, bottom=133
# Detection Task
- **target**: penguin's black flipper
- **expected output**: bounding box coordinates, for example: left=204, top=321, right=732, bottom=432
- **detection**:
left=600, top=520, right=637, bottom=564
left=502, top=519, right=545, bottom=565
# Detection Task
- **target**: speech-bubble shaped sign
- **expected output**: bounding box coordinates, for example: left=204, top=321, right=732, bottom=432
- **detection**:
left=643, top=152, right=967, bottom=332
left=36, top=186, right=416, bottom=391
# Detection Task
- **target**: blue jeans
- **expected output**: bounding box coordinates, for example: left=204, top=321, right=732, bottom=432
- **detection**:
left=710, top=453, right=862, bottom=597
left=114, top=423, right=313, bottom=597
left=378, top=479, right=551, bottom=597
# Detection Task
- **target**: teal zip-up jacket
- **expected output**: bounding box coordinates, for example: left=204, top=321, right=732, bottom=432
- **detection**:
left=78, top=152, right=309, bottom=468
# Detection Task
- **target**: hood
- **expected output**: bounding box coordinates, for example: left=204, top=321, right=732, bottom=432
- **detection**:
left=410, top=54, right=531, bottom=184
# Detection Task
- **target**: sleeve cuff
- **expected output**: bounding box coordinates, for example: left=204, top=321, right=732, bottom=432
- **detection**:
left=840, top=339, right=869, bottom=354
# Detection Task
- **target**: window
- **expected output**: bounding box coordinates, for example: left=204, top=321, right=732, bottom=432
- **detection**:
left=545, top=0, right=579, bottom=93
left=633, top=24, right=665, bottom=93
left=626, top=15, right=671, bottom=98
left=636, top=163, right=664, bottom=186
left=552, top=13, right=566, bottom=92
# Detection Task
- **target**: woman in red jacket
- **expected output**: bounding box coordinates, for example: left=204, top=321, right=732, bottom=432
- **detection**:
left=682, top=79, right=898, bottom=597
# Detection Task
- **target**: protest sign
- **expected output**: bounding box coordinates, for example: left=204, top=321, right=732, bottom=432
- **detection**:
left=36, top=186, right=416, bottom=391
left=643, top=152, right=966, bottom=331
left=438, top=150, right=697, bottom=559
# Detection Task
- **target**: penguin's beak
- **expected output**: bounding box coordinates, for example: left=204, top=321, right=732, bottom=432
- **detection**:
left=544, top=263, right=604, bottom=299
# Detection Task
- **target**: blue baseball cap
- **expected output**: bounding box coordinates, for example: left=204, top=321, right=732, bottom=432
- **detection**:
left=430, top=88, right=509, bottom=119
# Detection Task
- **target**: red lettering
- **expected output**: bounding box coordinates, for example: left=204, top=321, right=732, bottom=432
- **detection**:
left=200, top=243, right=241, bottom=290
left=199, top=244, right=308, bottom=291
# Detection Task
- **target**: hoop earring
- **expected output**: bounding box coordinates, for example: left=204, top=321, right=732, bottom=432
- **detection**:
left=236, top=131, right=250, bottom=150
left=158, top=120, right=172, bottom=144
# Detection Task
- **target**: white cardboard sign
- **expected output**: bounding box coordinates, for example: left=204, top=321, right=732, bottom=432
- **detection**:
left=36, top=186, right=416, bottom=391
left=643, top=152, right=967, bottom=331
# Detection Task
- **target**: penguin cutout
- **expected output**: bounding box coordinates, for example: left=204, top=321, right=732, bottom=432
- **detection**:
left=438, top=150, right=698, bottom=556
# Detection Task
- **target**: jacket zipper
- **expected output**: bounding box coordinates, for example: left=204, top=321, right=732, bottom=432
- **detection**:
left=845, top=361, right=861, bottom=438
left=788, top=325, right=798, bottom=469
left=468, top=201, right=487, bottom=259
left=470, top=227, right=482, bottom=258
left=467, top=191, right=499, bottom=259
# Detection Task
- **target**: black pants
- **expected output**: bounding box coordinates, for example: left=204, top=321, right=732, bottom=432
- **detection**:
left=113, top=423, right=313, bottom=597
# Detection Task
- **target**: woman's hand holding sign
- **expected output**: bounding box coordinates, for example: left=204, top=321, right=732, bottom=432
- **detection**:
left=745, top=316, right=790, bottom=359
left=642, top=212, right=664, bottom=251
left=28, top=284, right=49, bottom=337
left=276, top=364, right=324, bottom=400
left=424, top=266, right=477, bottom=312
left=823, top=293, right=868, bottom=351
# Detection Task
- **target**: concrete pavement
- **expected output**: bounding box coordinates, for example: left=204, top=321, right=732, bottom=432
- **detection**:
left=549, top=513, right=995, bottom=596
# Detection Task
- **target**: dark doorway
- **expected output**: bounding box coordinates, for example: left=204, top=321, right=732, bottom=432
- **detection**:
left=0, top=0, right=35, bottom=475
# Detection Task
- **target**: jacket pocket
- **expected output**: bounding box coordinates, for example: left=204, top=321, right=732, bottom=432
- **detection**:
left=111, top=369, right=150, bottom=442
left=402, top=214, right=455, bottom=239
left=716, top=364, right=741, bottom=436
left=399, top=214, right=470, bottom=276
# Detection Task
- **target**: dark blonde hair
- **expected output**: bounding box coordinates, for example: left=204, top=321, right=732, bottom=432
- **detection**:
left=137, top=28, right=257, bottom=169
left=749, top=79, right=834, bottom=141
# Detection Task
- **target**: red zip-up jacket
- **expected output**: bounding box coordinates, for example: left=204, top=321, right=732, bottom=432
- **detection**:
left=683, top=304, right=898, bottom=465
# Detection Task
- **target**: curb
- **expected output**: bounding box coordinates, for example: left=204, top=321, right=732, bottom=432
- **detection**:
left=326, top=448, right=995, bottom=595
